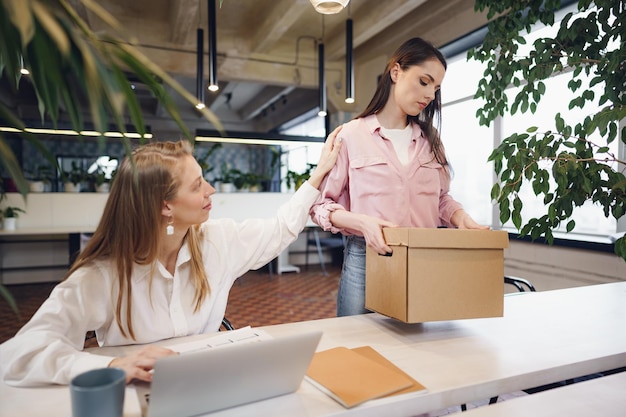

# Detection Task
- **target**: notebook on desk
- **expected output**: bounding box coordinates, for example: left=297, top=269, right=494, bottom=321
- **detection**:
left=135, top=329, right=322, bottom=417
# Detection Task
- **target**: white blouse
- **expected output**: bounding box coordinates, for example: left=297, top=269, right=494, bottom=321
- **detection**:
left=1, top=183, right=319, bottom=387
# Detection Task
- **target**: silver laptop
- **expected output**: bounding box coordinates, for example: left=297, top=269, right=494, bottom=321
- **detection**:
left=139, top=330, right=322, bottom=417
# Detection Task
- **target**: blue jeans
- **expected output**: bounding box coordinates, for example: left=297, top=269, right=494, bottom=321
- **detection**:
left=337, top=236, right=371, bottom=316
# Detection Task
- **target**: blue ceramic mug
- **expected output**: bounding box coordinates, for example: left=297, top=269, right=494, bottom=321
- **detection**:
left=70, top=367, right=126, bottom=417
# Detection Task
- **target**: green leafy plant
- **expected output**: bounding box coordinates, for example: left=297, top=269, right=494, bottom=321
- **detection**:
left=91, top=171, right=107, bottom=187
left=0, top=0, right=224, bottom=196
left=195, top=143, right=223, bottom=178
left=216, top=162, right=236, bottom=184
left=0, top=0, right=223, bottom=314
left=1, top=206, right=26, bottom=218
left=27, top=164, right=54, bottom=184
left=63, top=161, right=85, bottom=186
left=284, top=163, right=316, bottom=191
left=468, top=0, right=625, bottom=261
left=232, top=170, right=266, bottom=191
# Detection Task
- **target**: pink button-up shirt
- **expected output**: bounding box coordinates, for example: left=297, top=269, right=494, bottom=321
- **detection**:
left=310, top=115, right=462, bottom=235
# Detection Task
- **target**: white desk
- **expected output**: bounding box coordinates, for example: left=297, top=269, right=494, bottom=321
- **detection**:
left=2, top=282, right=625, bottom=417
left=458, top=371, right=626, bottom=417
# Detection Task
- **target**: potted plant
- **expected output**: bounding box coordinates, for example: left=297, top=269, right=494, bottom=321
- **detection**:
left=232, top=171, right=265, bottom=192
left=1, top=206, right=26, bottom=230
left=91, top=171, right=110, bottom=193
left=27, top=165, right=54, bottom=193
left=284, top=163, right=316, bottom=191
left=216, top=163, right=236, bottom=193
left=63, top=162, right=85, bottom=193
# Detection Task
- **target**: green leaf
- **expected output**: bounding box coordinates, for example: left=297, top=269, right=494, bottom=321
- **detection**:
left=0, top=283, right=20, bottom=318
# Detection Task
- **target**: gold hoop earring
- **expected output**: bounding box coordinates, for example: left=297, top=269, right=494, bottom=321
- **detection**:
left=166, top=216, right=174, bottom=235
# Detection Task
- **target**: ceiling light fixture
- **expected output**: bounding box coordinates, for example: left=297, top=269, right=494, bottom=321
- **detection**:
left=318, top=42, right=327, bottom=117
left=195, top=0, right=206, bottom=109
left=19, top=56, right=29, bottom=75
left=0, top=127, right=152, bottom=139
left=207, top=0, right=219, bottom=92
left=345, top=18, right=354, bottom=104
left=196, top=27, right=206, bottom=109
left=309, top=0, right=350, bottom=14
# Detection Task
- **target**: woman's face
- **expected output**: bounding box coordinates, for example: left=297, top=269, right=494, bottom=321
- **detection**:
left=391, top=58, right=445, bottom=116
left=166, top=155, right=215, bottom=229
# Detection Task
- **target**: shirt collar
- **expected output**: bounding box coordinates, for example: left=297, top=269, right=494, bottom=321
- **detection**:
left=132, top=239, right=192, bottom=280
left=364, top=114, right=423, bottom=140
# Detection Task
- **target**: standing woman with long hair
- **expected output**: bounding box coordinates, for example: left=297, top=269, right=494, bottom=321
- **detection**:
left=310, top=37, right=487, bottom=317
left=2, top=130, right=342, bottom=387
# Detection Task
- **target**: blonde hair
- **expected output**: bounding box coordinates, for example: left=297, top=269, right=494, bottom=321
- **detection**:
left=66, top=141, right=210, bottom=339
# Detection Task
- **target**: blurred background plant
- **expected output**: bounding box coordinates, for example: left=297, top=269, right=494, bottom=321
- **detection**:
left=0, top=0, right=224, bottom=313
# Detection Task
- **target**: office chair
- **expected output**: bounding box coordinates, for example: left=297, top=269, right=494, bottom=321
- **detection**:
left=304, top=227, right=346, bottom=276
left=504, top=275, right=537, bottom=292
left=220, top=317, right=235, bottom=331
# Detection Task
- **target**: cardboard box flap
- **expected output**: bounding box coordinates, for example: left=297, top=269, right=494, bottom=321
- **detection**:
left=383, top=228, right=509, bottom=249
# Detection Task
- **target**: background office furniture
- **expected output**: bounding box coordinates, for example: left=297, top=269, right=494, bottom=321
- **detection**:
left=504, top=275, right=537, bottom=292
left=304, top=228, right=346, bottom=276
left=221, top=317, right=235, bottom=331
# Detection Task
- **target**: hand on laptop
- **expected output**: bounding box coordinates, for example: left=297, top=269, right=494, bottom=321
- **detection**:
left=109, top=345, right=178, bottom=384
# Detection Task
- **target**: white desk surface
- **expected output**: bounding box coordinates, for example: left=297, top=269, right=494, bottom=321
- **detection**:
left=458, top=371, right=626, bottom=417
left=2, top=282, right=625, bottom=417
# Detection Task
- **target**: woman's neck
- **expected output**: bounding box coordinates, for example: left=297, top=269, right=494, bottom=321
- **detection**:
left=376, top=106, right=407, bottom=130
left=159, top=232, right=186, bottom=275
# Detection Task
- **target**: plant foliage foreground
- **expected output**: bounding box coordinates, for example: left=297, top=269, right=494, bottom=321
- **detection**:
left=468, top=0, right=625, bottom=260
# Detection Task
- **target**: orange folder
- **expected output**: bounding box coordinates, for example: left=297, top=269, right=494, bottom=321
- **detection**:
left=306, top=346, right=426, bottom=408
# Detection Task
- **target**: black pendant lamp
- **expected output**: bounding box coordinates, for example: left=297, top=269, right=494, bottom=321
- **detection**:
left=345, top=18, right=354, bottom=104
left=195, top=27, right=205, bottom=109
left=207, top=0, right=219, bottom=92
left=318, top=42, right=327, bottom=117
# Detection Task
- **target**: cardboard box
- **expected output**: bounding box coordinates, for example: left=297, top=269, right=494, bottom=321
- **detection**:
left=365, top=228, right=509, bottom=323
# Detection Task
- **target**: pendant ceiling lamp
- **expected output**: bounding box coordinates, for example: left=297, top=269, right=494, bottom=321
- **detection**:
left=19, top=56, right=29, bottom=75
left=310, top=0, right=350, bottom=14
left=345, top=18, right=354, bottom=104
left=318, top=42, right=327, bottom=117
left=207, top=0, right=219, bottom=92
left=195, top=27, right=205, bottom=109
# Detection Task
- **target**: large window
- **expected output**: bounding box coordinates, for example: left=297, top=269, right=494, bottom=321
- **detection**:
left=279, top=113, right=324, bottom=192
left=441, top=8, right=622, bottom=239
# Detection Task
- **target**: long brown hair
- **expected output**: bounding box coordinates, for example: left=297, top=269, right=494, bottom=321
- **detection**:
left=358, top=37, right=448, bottom=165
left=66, top=141, right=209, bottom=339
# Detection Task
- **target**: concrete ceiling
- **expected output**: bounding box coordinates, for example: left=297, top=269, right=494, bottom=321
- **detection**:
left=5, top=0, right=491, bottom=138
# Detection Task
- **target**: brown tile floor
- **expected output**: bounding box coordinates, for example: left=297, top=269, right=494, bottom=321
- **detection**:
left=0, top=263, right=340, bottom=343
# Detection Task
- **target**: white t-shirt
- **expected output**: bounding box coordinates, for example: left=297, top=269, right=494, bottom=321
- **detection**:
left=380, top=124, right=413, bottom=165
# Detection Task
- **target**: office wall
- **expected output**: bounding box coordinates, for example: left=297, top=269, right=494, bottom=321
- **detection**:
left=505, top=240, right=626, bottom=291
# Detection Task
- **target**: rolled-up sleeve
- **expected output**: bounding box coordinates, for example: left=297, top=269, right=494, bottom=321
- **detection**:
left=310, top=143, right=350, bottom=234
